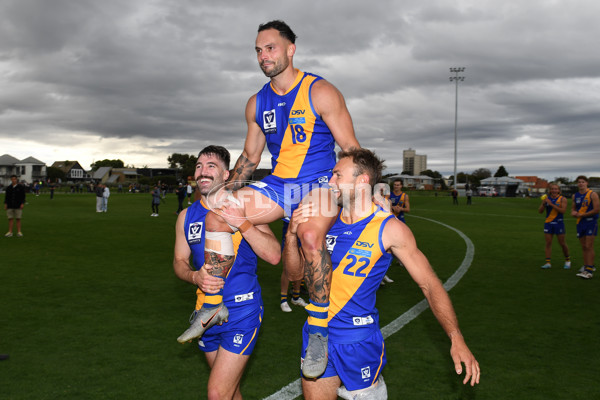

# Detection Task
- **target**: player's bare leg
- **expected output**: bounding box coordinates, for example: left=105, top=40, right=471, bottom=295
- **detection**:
left=301, top=375, right=341, bottom=400
left=205, top=348, right=249, bottom=400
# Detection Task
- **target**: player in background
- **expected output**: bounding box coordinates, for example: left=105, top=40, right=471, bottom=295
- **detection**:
left=388, top=178, right=410, bottom=223
left=571, top=175, right=599, bottom=279
left=538, top=183, right=570, bottom=269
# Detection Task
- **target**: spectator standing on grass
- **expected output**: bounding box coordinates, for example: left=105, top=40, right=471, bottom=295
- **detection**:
left=186, top=182, right=193, bottom=205
left=538, top=183, right=570, bottom=269
left=571, top=175, right=599, bottom=279
left=452, top=188, right=459, bottom=205
left=175, top=183, right=187, bottom=215
left=4, top=175, right=25, bottom=237
left=151, top=185, right=161, bottom=217
left=49, top=181, right=56, bottom=199
left=95, top=184, right=104, bottom=213
left=466, top=187, right=473, bottom=205
left=102, top=185, right=110, bottom=212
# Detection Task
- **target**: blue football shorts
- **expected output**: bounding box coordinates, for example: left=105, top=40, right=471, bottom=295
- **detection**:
left=544, top=221, right=565, bottom=235
left=248, top=172, right=332, bottom=219
left=301, top=325, right=387, bottom=391
left=198, top=305, right=263, bottom=355
left=576, top=219, right=598, bottom=238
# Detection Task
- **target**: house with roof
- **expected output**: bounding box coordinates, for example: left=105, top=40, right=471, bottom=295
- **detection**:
left=0, top=154, right=47, bottom=186
left=16, top=156, right=47, bottom=184
left=384, top=174, right=437, bottom=190
left=0, top=154, right=20, bottom=187
left=111, top=168, right=140, bottom=184
left=91, top=166, right=113, bottom=184
left=515, top=176, right=549, bottom=196
left=51, top=161, right=89, bottom=182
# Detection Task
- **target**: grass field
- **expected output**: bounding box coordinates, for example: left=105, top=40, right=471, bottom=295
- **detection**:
left=1, top=192, right=598, bottom=399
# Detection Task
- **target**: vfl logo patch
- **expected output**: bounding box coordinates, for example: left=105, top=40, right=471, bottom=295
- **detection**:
left=361, top=366, right=371, bottom=380
left=188, top=221, right=203, bottom=244
left=263, top=109, right=276, bottom=130
left=233, top=334, right=244, bottom=345
left=326, top=235, right=338, bottom=253
left=234, top=292, right=254, bottom=302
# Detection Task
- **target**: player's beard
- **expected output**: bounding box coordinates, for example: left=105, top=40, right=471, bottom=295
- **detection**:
left=260, top=56, right=289, bottom=78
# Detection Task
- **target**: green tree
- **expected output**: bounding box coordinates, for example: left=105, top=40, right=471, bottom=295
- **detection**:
left=554, top=176, right=571, bottom=185
left=46, top=166, right=66, bottom=182
left=167, top=153, right=196, bottom=179
left=420, top=169, right=443, bottom=179
left=470, top=168, right=492, bottom=187
left=91, top=159, right=125, bottom=170
left=494, top=165, right=509, bottom=177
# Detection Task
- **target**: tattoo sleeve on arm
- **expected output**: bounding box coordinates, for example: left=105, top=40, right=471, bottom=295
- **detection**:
left=303, top=245, right=332, bottom=303
left=205, top=252, right=234, bottom=278
left=227, top=155, right=257, bottom=190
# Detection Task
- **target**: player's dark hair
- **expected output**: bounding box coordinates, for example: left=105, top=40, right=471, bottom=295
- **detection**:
left=198, top=145, right=230, bottom=170
left=576, top=175, right=588, bottom=183
left=393, top=178, right=403, bottom=185
left=258, top=20, right=297, bottom=44
left=337, top=148, right=385, bottom=189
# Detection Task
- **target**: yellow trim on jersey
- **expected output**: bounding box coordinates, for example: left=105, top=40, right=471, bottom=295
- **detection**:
left=328, top=207, right=388, bottom=323
left=372, top=340, right=385, bottom=386
left=545, top=195, right=563, bottom=223
left=195, top=231, right=243, bottom=308
left=577, top=190, right=593, bottom=224
left=272, top=72, right=320, bottom=178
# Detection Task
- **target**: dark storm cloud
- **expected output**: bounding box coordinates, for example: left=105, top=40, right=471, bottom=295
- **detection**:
left=1, top=0, right=600, bottom=179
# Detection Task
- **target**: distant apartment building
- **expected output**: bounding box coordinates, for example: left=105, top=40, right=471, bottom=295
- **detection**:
left=402, top=148, right=427, bottom=175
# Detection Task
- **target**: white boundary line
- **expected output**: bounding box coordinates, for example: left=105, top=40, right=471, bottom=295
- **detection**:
left=262, top=216, right=475, bottom=400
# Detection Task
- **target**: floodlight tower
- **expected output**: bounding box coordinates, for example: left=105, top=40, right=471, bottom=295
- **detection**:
left=449, top=67, right=465, bottom=188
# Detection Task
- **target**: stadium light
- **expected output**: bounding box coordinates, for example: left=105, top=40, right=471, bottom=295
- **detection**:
left=449, top=67, right=465, bottom=188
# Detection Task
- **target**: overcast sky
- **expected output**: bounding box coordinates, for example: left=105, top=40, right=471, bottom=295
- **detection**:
left=2, top=0, right=599, bottom=180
